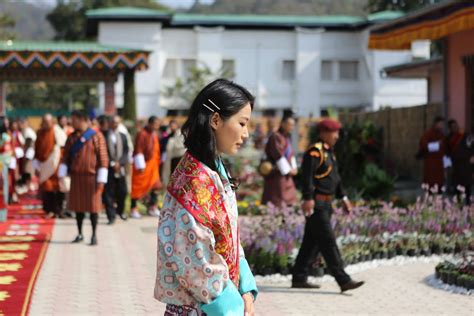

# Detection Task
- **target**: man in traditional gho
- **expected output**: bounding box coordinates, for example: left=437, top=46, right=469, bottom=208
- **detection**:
left=261, top=115, right=298, bottom=206
left=130, top=116, right=162, bottom=219
left=59, top=110, right=109, bottom=246
left=418, top=116, right=446, bottom=191
left=154, top=79, right=258, bottom=315
left=292, top=118, right=364, bottom=293
left=447, top=119, right=473, bottom=204
left=101, top=115, right=130, bottom=224
left=34, top=114, right=67, bottom=218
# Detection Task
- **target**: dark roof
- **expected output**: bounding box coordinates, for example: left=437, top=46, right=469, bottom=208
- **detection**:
left=381, top=57, right=442, bottom=78
left=370, top=0, right=469, bottom=33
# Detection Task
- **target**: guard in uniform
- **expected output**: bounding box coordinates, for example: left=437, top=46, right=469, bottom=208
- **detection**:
left=292, top=118, right=364, bottom=292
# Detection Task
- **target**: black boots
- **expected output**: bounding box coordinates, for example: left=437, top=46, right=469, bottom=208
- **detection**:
left=90, top=235, right=97, bottom=246
left=72, top=235, right=84, bottom=243
left=71, top=234, right=97, bottom=246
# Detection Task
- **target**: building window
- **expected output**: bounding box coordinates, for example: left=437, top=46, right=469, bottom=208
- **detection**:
left=163, top=59, right=178, bottom=79
left=182, top=59, right=196, bottom=78
left=222, top=59, right=235, bottom=78
left=339, top=61, right=359, bottom=80
left=282, top=60, right=295, bottom=81
left=321, top=60, right=333, bottom=80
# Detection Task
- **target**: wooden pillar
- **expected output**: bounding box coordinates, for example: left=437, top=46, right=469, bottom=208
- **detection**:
left=123, top=69, right=136, bottom=121
left=0, top=82, right=5, bottom=116
left=104, top=79, right=116, bottom=115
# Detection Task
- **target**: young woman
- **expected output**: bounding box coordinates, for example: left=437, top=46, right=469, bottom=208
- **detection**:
left=154, top=79, right=258, bottom=316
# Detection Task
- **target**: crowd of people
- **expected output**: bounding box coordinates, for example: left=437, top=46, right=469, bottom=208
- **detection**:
left=0, top=82, right=471, bottom=315
left=0, top=111, right=185, bottom=245
left=418, top=116, right=474, bottom=204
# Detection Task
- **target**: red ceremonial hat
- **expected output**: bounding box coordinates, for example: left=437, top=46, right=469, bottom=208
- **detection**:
left=317, top=118, right=342, bottom=132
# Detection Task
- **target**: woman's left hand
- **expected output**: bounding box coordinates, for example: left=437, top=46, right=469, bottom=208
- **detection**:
left=242, top=293, right=255, bottom=316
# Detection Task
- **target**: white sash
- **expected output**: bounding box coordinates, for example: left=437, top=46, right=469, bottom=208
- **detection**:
left=39, top=145, right=60, bottom=184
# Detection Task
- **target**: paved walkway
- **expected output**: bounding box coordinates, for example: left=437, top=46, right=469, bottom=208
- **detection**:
left=30, top=216, right=473, bottom=316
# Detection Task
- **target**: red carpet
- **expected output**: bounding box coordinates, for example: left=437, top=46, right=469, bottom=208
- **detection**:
left=0, top=197, right=54, bottom=316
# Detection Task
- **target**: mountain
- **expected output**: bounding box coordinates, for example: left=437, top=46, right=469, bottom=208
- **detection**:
left=0, top=0, right=55, bottom=40
left=186, top=0, right=369, bottom=16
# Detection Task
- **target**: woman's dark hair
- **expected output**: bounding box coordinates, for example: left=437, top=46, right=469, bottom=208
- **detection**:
left=182, top=79, right=254, bottom=185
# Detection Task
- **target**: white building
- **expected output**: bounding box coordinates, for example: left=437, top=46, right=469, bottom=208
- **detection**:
left=86, top=7, right=428, bottom=118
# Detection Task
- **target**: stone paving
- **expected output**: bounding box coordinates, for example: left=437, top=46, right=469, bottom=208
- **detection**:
left=29, top=216, right=473, bottom=316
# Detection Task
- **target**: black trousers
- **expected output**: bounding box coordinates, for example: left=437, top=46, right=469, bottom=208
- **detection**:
left=103, top=170, right=127, bottom=221
left=130, top=190, right=158, bottom=209
left=42, top=191, right=65, bottom=216
left=292, top=200, right=351, bottom=286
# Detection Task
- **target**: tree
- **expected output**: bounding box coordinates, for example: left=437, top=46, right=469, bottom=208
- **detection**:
left=188, top=0, right=368, bottom=16
left=47, top=0, right=169, bottom=41
left=163, top=64, right=234, bottom=108
left=0, top=13, right=15, bottom=40
left=123, top=69, right=136, bottom=121
left=41, top=0, right=170, bottom=119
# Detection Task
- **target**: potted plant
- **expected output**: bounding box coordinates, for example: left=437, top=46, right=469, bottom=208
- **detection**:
left=387, top=248, right=397, bottom=258
left=463, top=275, right=474, bottom=290
left=447, top=271, right=459, bottom=285
left=430, top=235, right=442, bottom=254
left=439, top=269, right=449, bottom=283
left=418, top=239, right=431, bottom=256
left=456, top=274, right=467, bottom=288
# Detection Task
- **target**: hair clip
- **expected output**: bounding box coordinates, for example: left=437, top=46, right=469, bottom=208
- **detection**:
left=208, top=99, right=221, bottom=111
left=202, top=103, right=215, bottom=112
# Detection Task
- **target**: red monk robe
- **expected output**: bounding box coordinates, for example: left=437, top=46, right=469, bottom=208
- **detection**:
left=419, top=127, right=446, bottom=189
left=35, top=126, right=59, bottom=192
left=131, top=127, right=161, bottom=200
left=35, top=125, right=68, bottom=217
left=262, top=129, right=297, bottom=206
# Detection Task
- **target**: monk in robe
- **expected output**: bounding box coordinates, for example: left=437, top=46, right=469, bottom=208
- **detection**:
left=262, top=115, right=298, bottom=206
left=130, top=116, right=161, bottom=219
left=59, top=110, right=109, bottom=246
left=34, top=114, right=67, bottom=218
left=419, top=116, right=446, bottom=191
left=447, top=119, right=473, bottom=204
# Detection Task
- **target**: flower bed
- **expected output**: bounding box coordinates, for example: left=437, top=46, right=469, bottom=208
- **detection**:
left=435, top=255, right=474, bottom=290
left=240, top=192, right=473, bottom=275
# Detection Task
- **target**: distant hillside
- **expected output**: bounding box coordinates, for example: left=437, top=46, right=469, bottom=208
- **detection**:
left=186, top=0, right=370, bottom=16
left=0, top=0, right=54, bottom=40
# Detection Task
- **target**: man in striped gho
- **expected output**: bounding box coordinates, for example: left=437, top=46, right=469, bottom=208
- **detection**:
left=59, top=110, right=109, bottom=246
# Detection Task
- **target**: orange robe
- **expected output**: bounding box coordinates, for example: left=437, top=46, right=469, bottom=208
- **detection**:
left=35, top=127, right=59, bottom=192
left=131, top=128, right=161, bottom=199
left=419, top=127, right=446, bottom=188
